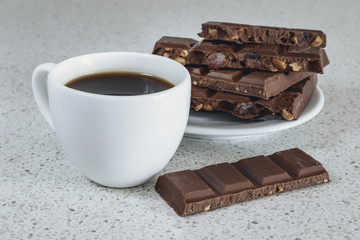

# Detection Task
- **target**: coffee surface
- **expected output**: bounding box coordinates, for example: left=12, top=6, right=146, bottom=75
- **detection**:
left=66, top=72, right=174, bottom=96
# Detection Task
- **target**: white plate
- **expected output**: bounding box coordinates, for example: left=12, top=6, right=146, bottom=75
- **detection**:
left=185, top=86, right=324, bottom=139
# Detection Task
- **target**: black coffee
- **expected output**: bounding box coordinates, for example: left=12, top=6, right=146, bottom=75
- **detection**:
left=65, top=72, right=174, bottom=96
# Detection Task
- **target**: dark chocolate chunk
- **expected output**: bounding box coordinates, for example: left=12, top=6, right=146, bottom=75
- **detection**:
left=191, top=74, right=317, bottom=121
left=187, top=66, right=313, bottom=99
left=155, top=148, right=330, bottom=216
left=198, top=21, right=327, bottom=48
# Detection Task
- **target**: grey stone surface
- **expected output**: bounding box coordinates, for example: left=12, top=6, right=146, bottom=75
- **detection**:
left=0, top=0, right=359, bottom=239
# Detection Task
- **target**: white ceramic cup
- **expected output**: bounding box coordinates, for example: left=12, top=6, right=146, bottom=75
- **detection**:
left=32, top=52, right=191, bottom=188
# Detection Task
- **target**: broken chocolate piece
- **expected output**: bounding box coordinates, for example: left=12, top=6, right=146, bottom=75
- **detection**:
left=152, top=36, right=329, bottom=73
left=189, top=40, right=329, bottom=73
left=187, top=66, right=313, bottom=99
left=198, top=21, right=327, bottom=48
left=152, top=36, right=198, bottom=65
left=256, top=74, right=317, bottom=120
left=191, top=74, right=317, bottom=120
left=191, top=86, right=261, bottom=119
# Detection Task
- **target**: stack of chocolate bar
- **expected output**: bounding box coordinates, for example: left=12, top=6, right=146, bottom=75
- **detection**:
left=152, top=21, right=329, bottom=120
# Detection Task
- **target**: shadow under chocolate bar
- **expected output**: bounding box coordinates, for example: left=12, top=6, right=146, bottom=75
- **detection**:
left=155, top=148, right=330, bottom=216
left=152, top=36, right=329, bottom=73
left=191, top=74, right=317, bottom=121
left=198, top=21, right=327, bottom=48
left=187, top=66, right=313, bottom=99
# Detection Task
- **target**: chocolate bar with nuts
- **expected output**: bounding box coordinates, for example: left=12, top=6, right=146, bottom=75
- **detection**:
left=155, top=148, right=330, bottom=216
left=192, top=86, right=263, bottom=119
left=198, top=21, right=327, bottom=47
left=191, top=74, right=317, bottom=120
left=187, top=66, right=312, bottom=99
left=152, top=36, right=197, bottom=65
left=189, top=40, right=329, bottom=73
left=152, top=36, right=329, bottom=73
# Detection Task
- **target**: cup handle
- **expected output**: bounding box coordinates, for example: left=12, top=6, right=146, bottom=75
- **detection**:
left=32, top=63, right=57, bottom=130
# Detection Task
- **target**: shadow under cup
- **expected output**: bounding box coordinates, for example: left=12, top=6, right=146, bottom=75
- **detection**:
left=46, top=52, right=191, bottom=188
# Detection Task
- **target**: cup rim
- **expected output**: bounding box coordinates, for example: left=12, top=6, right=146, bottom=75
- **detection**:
left=48, top=52, right=191, bottom=99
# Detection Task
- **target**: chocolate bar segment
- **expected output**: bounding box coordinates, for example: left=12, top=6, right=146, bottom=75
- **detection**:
left=191, top=86, right=264, bottom=119
left=257, top=74, right=317, bottom=120
left=198, top=21, right=327, bottom=48
left=155, top=148, right=330, bottom=216
left=188, top=66, right=313, bottom=99
left=268, top=148, right=327, bottom=178
left=195, top=163, right=255, bottom=195
left=191, top=74, right=317, bottom=120
left=152, top=36, right=197, bottom=65
left=155, top=170, right=218, bottom=214
left=233, top=156, right=293, bottom=186
left=152, top=36, right=329, bottom=73
left=189, top=40, right=329, bottom=73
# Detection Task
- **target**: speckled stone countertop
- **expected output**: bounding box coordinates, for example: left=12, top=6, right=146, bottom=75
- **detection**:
left=1, top=0, right=359, bottom=239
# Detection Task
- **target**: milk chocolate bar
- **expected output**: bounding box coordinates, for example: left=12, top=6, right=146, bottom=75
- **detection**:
left=152, top=36, right=329, bottom=73
left=198, top=21, right=327, bottom=48
left=155, top=148, right=330, bottom=216
left=187, top=66, right=312, bottom=99
left=191, top=74, right=317, bottom=120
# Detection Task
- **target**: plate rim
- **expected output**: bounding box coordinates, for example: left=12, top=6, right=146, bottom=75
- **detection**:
left=184, top=86, right=324, bottom=139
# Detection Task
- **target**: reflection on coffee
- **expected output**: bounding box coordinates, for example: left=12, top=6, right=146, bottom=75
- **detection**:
left=66, top=72, right=174, bottom=96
